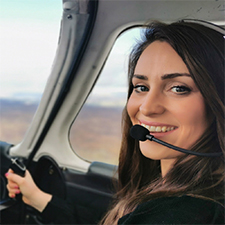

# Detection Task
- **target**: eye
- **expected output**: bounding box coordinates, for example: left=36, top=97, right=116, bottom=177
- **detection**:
left=133, top=85, right=149, bottom=93
left=171, top=85, right=191, bottom=95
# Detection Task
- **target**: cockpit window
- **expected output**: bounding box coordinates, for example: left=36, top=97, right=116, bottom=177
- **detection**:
left=0, top=0, right=61, bottom=144
left=69, top=28, right=142, bottom=165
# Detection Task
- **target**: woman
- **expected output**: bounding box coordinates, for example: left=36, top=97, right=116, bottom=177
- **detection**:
left=101, top=20, right=225, bottom=225
left=6, top=20, right=225, bottom=224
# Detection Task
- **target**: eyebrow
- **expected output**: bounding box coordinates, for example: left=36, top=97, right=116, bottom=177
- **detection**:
left=132, top=74, right=148, bottom=80
left=161, top=73, right=191, bottom=80
left=133, top=73, right=191, bottom=80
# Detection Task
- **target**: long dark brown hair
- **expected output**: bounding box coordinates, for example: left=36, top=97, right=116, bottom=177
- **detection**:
left=101, top=21, right=225, bottom=225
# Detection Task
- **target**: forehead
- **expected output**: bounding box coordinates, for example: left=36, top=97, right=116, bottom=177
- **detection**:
left=134, top=41, right=189, bottom=76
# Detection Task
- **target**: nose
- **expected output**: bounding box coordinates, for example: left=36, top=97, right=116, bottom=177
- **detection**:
left=139, top=90, right=166, bottom=116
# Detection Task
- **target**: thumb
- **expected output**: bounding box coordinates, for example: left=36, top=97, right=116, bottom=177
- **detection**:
left=6, top=169, right=26, bottom=185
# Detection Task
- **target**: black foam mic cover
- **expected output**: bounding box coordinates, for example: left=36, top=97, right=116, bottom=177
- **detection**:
left=130, top=124, right=149, bottom=141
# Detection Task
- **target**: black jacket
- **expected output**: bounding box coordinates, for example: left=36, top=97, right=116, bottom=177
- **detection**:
left=41, top=195, right=224, bottom=224
left=118, top=195, right=224, bottom=224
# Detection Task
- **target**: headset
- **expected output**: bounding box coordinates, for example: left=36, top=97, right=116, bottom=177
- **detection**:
left=130, top=125, right=223, bottom=157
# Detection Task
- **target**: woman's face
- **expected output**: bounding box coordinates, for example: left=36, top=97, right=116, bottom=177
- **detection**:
left=127, top=41, right=209, bottom=162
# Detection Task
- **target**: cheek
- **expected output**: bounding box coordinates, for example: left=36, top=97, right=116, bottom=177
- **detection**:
left=180, top=97, right=208, bottom=126
left=189, top=101, right=209, bottom=136
left=173, top=96, right=209, bottom=147
left=127, top=96, right=138, bottom=124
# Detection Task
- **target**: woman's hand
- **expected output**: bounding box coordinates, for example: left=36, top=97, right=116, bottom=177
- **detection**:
left=5, top=169, right=52, bottom=212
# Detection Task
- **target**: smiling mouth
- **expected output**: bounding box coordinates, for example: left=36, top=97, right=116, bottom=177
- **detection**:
left=141, top=123, right=177, bottom=133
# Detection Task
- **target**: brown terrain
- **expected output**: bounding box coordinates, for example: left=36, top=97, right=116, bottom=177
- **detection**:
left=0, top=99, right=123, bottom=165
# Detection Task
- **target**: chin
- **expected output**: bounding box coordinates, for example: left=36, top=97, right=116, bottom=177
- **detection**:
left=139, top=141, right=183, bottom=160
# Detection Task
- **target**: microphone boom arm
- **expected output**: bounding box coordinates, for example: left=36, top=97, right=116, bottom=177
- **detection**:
left=146, top=134, right=222, bottom=157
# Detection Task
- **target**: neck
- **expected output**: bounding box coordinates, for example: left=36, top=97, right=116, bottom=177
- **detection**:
left=160, top=159, right=176, bottom=177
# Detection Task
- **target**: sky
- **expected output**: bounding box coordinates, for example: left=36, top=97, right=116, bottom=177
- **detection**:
left=0, top=0, right=142, bottom=106
left=0, top=0, right=62, bottom=101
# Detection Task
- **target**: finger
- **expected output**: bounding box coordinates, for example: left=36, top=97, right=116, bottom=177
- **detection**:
left=8, top=191, right=20, bottom=198
left=7, top=182, right=19, bottom=189
left=8, top=169, right=14, bottom=173
left=7, top=188, right=21, bottom=195
left=6, top=181, right=19, bottom=193
left=9, top=193, right=16, bottom=198
left=7, top=184, right=21, bottom=195
left=5, top=171, right=24, bottom=185
left=5, top=169, right=14, bottom=174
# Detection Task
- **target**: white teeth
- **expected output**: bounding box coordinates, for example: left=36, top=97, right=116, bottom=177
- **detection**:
left=141, top=123, right=176, bottom=133
left=162, top=126, right=167, bottom=132
left=156, top=126, right=162, bottom=132
left=150, top=126, right=156, bottom=132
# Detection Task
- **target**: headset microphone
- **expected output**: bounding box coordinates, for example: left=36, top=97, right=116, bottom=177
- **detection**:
left=130, top=125, right=222, bottom=157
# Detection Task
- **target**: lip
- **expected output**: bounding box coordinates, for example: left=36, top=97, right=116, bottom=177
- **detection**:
left=149, top=129, right=177, bottom=138
left=139, top=120, right=177, bottom=127
left=138, top=120, right=178, bottom=139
